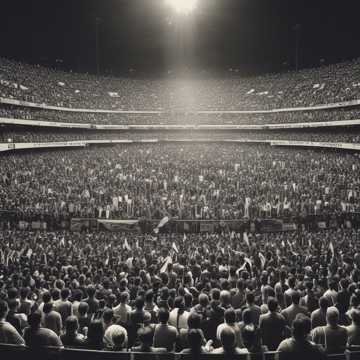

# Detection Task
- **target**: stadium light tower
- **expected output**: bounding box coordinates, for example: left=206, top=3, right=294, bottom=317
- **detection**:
left=165, top=0, right=198, bottom=15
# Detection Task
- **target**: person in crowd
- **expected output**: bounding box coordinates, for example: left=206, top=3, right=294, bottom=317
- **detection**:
left=131, top=327, right=167, bottom=353
left=6, top=299, right=22, bottom=335
left=311, top=296, right=330, bottom=329
left=281, top=291, right=309, bottom=327
left=42, top=302, right=62, bottom=336
left=103, top=321, right=128, bottom=351
left=346, top=308, right=360, bottom=347
left=242, top=292, right=261, bottom=326
left=60, top=316, right=86, bottom=348
left=23, top=311, right=63, bottom=348
left=180, top=329, right=212, bottom=355
left=217, top=308, right=244, bottom=348
left=56, top=288, right=73, bottom=325
left=311, top=306, right=348, bottom=354
left=211, top=327, right=249, bottom=355
left=83, top=320, right=104, bottom=350
left=0, top=300, right=25, bottom=345
left=277, top=314, right=325, bottom=359
left=169, top=296, right=189, bottom=331
left=259, top=297, right=287, bottom=351
left=153, top=308, right=178, bottom=352
left=113, top=291, right=131, bottom=326
left=239, top=308, right=263, bottom=353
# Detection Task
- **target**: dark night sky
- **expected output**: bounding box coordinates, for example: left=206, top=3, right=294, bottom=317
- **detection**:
left=1, top=0, right=360, bottom=75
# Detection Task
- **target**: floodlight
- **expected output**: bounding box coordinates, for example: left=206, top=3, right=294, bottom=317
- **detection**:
left=165, top=0, right=198, bottom=14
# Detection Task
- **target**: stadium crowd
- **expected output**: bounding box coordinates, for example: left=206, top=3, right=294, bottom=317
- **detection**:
left=2, top=104, right=360, bottom=126
left=1, top=127, right=360, bottom=144
left=0, top=143, right=359, bottom=220
left=2, top=57, right=360, bottom=111
left=0, top=227, right=360, bottom=357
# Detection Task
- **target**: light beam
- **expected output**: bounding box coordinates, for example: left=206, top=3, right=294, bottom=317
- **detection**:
left=165, top=0, right=198, bottom=14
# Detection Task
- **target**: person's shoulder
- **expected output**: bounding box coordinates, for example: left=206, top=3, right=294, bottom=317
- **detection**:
left=234, top=347, right=250, bottom=354
left=211, top=347, right=224, bottom=354
left=277, top=337, right=293, bottom=351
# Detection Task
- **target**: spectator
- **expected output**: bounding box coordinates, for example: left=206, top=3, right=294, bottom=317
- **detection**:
left=311, top=297, right=330, bottom=329
left=217, top=308, right=244, bottom=348
left=277, top=314, right=325, bottom=360
left=60, top=316, right=86, bottom=348
left=24, top=311, right=63, bottom=348
left=0, top=300, right=25, bottom=345
left=211, top=327, right=249, bottom=355
left=153, top=308, right=178, bottom=352
left=42, top=302, right=62, bottom=336
left=346, top=309, right=360, bottom=347
left=281, top=292, right=309, bottom=327
left=311, top=306, right=348, bottom=354
left=259, top=297, right=287, bottom=351
left=131, top=327, right=167, bottom=353
left=83, top=320, right=104, bottom=350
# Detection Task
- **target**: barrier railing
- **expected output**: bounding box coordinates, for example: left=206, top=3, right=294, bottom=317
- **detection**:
left=2, top=96, right=360, bottom=114
left=0, top=343, right=359, bottom=360
left=1, top=138, right=360, bottom=153
left=2, top=116, right=360, bottom=130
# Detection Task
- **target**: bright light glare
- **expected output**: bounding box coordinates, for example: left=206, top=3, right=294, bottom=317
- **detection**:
left=165, top=0, right=198, bottom=14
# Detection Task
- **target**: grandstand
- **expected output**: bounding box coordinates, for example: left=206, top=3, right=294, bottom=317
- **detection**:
left=1, top=1, right=360, bottom=359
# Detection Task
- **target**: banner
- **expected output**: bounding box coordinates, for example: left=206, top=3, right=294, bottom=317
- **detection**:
left=259, top=219, right=283, bottom=233
left=200, top=222, right=215, bottom=233
left=98, top=219, right=140, bottom=232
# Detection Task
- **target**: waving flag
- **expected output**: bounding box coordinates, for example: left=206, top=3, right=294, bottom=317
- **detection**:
left=26, top=248, right=33, bottom=258
left=259, top=252, right=266, bottom=269
left=153, top=216, right=170, bottom=234
left=243, top=232, right=250, bottom=248
left=123, top=238, right=131, bottom=251
left=160, top=256, right=172, bottom=273
left=329, top=241, right=335, bottom=257
left=172, top=242, right=179, bottom=254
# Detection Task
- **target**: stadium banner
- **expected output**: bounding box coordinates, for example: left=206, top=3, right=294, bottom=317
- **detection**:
left=0, top=117, right=91, bottom=128
left=98, top=219, right=140, bottom=232
left=259, top=219, right=284, bottom=233
left=271, top=140, right=360, bottom=151
left=199, top=222, right=215, bottom=233
left=70, top=218, right=98, bottom=231
left=282, top=222, right=298, bottom=231
left=0, top=141, right=87, bottom=152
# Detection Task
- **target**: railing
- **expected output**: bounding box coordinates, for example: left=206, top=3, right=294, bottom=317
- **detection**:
left=0, top=343, right=359, bottom=360
left=1, top=138, right=360, bottom=153
left=2, top=96, right=360, bottom=114
left=2, top=117, right=360, bottom=130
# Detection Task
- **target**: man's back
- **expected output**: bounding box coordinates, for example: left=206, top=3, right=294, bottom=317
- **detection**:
left=0, top=320, right=25, bottom=345
left=277, top=337, right=325, bottom=360
left=311, top=325, right=348, bottom=354
left=311, top=309, right=327, bottom=329
left=24, top=327, right=63, bottom=348
left=259, top=311, right=286, bottom=351
left=43, top=311, right=62, bottom=335
left=347, top=324, right=360, bottom=346
left=153, top=323, right=178, bottom=351
left=56, top=300, right=73, bottom=324
left=281, top=304, right=308, bottom=327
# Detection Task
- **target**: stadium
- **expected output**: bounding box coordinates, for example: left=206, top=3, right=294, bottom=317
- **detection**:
left=1, top=0, right=360, bottom=359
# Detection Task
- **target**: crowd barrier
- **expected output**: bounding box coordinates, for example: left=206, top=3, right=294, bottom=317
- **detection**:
left=2, top=116, right=360, bottom=130
left=1, top=344, right=360, bottom=360
left=1, top=138, right=360, bottom=153
left=2, top=96, right=360, bottom=114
